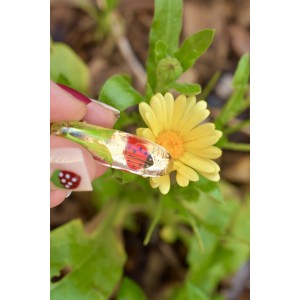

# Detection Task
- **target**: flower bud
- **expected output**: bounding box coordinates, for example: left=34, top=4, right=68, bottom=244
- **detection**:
left=156, top=57, right=183, bottom=83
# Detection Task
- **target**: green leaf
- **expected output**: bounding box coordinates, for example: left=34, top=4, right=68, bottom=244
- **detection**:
left=50, top=42, right=89, bottom=93
left=50, top=220, right=126, bottom=300
left=111, top=169, right=138, bottom=184
left=106, top=0, right=120, bottom=11
left=146, top=0, right=183, bottom=89
left=117, top=277, right=148, bottom=300
left=168, top=82, right=202, bottom=95
left=99, top=74, right=143, bottom=111
left=154, top=40, right=169, bottom=62
left=174, top=29, right=215, bottom=72
left=195, top=177, right=224, bottom=203
left=232, top=53, right=250, bottom=88
left=171, top=282, right=212, bottom=300
left=186, top=282, right=212, bottom=300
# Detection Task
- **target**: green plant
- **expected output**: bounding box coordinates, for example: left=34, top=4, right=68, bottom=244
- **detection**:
left=50, top=0, right=250, bottom=299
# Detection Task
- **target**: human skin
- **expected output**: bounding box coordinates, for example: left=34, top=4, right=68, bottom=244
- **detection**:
left=50, top=81, right=118, bottom=207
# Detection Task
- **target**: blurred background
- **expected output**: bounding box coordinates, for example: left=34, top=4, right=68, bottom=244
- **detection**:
left=50, top=0, right=250, bottom=299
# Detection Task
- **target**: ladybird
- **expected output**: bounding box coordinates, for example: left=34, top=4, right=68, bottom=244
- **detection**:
left=124, top=136, right=154, bottom=170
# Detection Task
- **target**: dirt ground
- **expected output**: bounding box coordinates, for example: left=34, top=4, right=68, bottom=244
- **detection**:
left=50, top=0, right=250, bottom=299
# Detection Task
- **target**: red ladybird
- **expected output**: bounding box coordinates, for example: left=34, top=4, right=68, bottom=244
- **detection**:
left=124, top=136, right=154, bottom=171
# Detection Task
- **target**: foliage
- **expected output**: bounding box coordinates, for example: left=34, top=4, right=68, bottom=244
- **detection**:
left=50, top=0, right=250, bottom=299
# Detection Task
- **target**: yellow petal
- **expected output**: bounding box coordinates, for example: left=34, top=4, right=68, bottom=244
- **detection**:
left=164, top=93, right=174, bottom=130
left=145, top=111, right=160, bottom=136
left=180, top=152, right=219, bottom=173
left=139, top=102, right=153, bottom=128
left=179, top=109, right=210, bottom=134
left=150, top=95, right=165, bottom=129
left=150, top=177, right=160, bottom=188
left=184, top=134, right=221, bottom=149
left=176, top=161, right=199, bottom=181
left=158, top=175, right=171, bottom=194
left=176, top=96, right=197, bottom=128
left=196, top=100, right=207, bottom=110
left=136, top=128, right=156, bottom=141
left=136, top=128, right=146, bottom=136
left=199, top=171, right=220, bottom=182
left=182, top=123, right=216, bottom=142
left=171, top=95, right=187, bottom=128
left=176, top=173, right=189, bottom=187
left=191, top=146, right=222, bottom=159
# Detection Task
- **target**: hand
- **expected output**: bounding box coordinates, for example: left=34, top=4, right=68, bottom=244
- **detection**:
left=50, top=81, right=119, bottom=208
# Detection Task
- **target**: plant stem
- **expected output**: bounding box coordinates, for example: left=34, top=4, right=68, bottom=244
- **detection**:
left=223, top=120, right=250, bottom=135
left=222, top=142, right=250, bottom=152
left=200, top=70, right=221, bottom=100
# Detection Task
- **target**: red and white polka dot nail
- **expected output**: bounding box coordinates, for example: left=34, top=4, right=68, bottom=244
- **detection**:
left=50, top=148, right=92, bottom=191
left=51, top=170, right=81, bottom=189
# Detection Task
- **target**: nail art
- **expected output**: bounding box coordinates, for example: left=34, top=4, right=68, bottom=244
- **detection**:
left=90, top=99, right=120, bottom=119
left=57, top=83, right=91, bottom=104
left=57, top=84, right=120, bottom=119
left=51, top=122, right=173, bottom=177
left=50, top=170, right=81, bottom=189
left=50, top=148, right=92, bottom=191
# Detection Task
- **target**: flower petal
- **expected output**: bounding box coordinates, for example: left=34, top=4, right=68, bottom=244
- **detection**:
left=164, top=93, right=174, bottom=130
left=179, top=109, right=210, bottom=134
left=191, top=146, right=222, bottom=159
left=136, top=128, right=156, bottom=141
left=171, top=95, right=187, bottom=128
left=182, top=123, right=216, bottom=142
left=176, top=173, right=189, bottom=187
left=184, top=133, right=221, bottom=149
left=175, top=161, right=199, bottom=181
left=199, top=171, right=220, bottom=182
left=158, top=175, right=171, bottom=194
left=180, top=152, right=219, bottom=173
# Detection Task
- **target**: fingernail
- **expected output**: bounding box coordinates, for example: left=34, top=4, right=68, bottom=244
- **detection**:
left=90, top=99, right=120, bottom=120
left=57, top=83, right=91, bottom=104
left=57, top=83, right=120, bottom=120
left=65, top=191, right=72, bottom=198
left=50, top=148, right=93, bottom=191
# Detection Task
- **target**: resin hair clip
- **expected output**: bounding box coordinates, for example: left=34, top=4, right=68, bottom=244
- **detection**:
left=51, top=122, right=174, bottom=177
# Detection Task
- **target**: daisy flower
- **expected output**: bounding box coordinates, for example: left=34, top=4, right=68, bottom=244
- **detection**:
left=137, top=93, right=222, bottom=194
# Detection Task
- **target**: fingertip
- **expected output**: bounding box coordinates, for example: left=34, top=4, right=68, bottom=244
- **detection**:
left=50, top=190, right=68, bottom=208
left=50, top=81, right=87, bottom=122
left=84, top=102, right=117, bottom=128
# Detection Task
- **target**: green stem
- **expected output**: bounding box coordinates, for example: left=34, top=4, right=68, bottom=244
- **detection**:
left=143, top=198, right=163, bottom=245
left=222, top=142, right=250, bottom=152
left=200, top=70, right=221, bottom=100
left=223, top=120, right=250, bottom=135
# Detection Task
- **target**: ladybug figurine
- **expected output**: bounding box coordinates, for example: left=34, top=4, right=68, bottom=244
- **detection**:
left=124, top=136, right=154, bottom=171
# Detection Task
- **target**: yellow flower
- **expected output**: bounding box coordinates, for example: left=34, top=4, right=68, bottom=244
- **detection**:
left=137, top=93, right=222, bottom=194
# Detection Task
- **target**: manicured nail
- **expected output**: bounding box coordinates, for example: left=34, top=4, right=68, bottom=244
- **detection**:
left=50, top=148, right=93, bottom=191
left=57, top=84, right=120, bottom=119
left=90, top=98, right=120, bottom=120
left=65, top=191, right=72, bottom=198
left=57, top=83, right=91, bottom=104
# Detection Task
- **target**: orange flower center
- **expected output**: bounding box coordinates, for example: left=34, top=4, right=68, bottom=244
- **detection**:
left=156, top=131, right=184, bottom=159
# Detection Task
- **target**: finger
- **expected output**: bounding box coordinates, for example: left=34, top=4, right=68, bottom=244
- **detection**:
left=57, top=83, right=120, bottom=127
left=50, top=135, right=97, bottom=208
left=84, top=101, right=118, bottom=128
left=50, top=190, right=69, bottom=208
left=50, top=81, right=87, bottom=122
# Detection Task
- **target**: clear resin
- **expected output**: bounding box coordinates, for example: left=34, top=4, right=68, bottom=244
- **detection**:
left=51, top=122, right=173, bottom=177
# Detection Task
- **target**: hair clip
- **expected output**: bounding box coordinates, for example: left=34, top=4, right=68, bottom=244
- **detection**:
left=51, top=121, right=173, bottom=177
